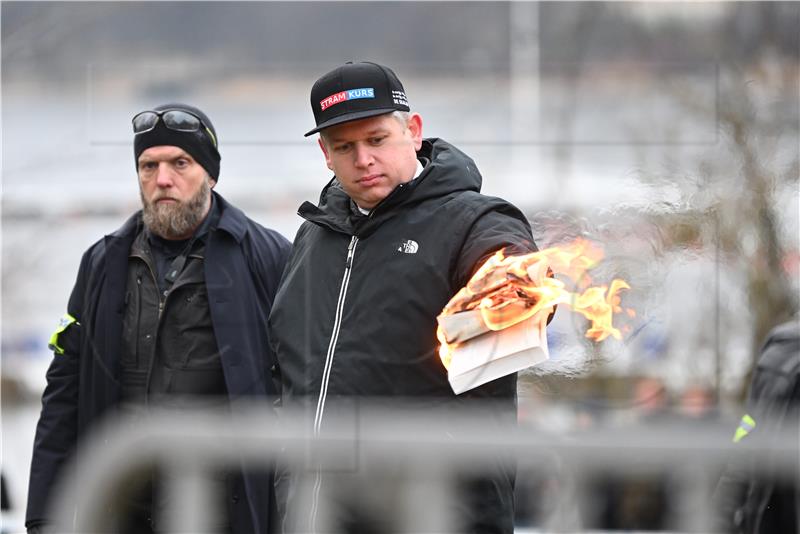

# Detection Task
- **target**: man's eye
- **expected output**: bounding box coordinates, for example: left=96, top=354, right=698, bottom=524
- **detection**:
left=369, top=136, right=387, bottom=146
left=139, top=162, right=156, bottom=172
left=334, top=144, right=351, bottom=154
left=175, top=159, right=189, bottom=168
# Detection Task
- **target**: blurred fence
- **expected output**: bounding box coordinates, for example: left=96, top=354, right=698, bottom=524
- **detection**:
left=48, top=403, right=799, bottom=533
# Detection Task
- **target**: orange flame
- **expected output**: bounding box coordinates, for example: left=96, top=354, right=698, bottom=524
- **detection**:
left=437, top=239, right=632, bottom=369
left=437, top=328, right=454, bottom=370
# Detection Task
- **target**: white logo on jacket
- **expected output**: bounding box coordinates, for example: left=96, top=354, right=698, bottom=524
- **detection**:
left=397, top=240, right=419, bottom=254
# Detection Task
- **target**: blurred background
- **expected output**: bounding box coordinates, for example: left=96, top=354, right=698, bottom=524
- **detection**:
left=2, top=1, right=798, bottom=531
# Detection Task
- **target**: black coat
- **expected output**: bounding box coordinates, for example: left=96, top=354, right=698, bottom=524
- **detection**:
left=27, top=192, right=291, bottom=533
left=714, top=319, right=800, bottom=533
left=269, top=138, right=537, bottom=533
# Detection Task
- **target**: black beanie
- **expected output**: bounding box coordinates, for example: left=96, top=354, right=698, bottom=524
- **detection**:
left=133, top=103, right=221, bottom=181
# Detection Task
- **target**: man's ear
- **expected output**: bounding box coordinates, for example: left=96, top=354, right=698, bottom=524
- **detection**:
left=208, top=176, right=217, bottom=189
left=407, top=113, right=423, bottom=151
left=318, top=137, right=334, bottom=171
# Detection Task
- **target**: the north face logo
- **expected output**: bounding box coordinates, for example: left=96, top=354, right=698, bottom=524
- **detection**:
left=397, top=240, right=419, bottom=254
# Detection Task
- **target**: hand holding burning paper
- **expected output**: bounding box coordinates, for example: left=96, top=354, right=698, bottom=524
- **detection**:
left=437, top=239, right=633, bottom=394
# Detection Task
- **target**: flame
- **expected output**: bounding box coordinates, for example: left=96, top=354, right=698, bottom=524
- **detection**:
left=437, top=239, right=632, bottom=369
left=437, top=328, right=454, bottom=370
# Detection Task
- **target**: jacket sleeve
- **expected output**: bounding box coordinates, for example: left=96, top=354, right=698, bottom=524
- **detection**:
left=266, top=223, right=307, bottom=360
left=247, top=227, right=292, bottom=308
left=453, top=199, right=559, bottom=327
left=712, top=323, right=800, bottom=532
left=25, top=250, right=90, bottom=529
left=244, top=226, right=292, bottom=394
left=453, top=200, right=537, bottom=289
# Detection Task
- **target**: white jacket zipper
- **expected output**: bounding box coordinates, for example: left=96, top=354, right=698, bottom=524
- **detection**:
left=310, top=235, right=358, bottom=531
left=314, top=234, right=358, bottom=433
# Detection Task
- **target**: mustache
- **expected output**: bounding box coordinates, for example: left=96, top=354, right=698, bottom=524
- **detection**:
left=140, top=180, right=211, bottom=239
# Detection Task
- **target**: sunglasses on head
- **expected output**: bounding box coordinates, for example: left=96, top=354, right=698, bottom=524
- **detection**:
left=132, top=109, right=218, bottom=148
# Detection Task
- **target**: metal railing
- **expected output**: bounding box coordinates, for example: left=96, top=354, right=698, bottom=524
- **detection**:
left=49, top=402, right=799, bottom=533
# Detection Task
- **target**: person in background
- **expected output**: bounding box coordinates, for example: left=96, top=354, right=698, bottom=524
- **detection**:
left=588, top=376, right=674, bottom=531
left=714, top=317, right=800, bottom=534
left=26, top=103, right=291, bottom=534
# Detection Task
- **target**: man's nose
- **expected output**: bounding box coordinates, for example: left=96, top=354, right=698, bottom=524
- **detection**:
left=353, top=144, right=374, bottom=168
left=154, top=163, right=175, bottom=187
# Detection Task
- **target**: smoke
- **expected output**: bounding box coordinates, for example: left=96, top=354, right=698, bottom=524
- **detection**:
left=521, top=205, right=707, bottom=380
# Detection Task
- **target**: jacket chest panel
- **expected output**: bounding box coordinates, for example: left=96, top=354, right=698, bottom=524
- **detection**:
left=350, top=218, right=455, bottom=303
left=120, top=252, right=223, bottom=401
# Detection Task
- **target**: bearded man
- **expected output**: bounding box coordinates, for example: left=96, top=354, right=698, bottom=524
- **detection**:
left=26, top=103, right=291, bottom=534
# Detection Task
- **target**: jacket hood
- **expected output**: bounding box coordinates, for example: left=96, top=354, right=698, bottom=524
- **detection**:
left=298, top=138, right=483, bottom=236
left=769, top=319, right=799, bottom=341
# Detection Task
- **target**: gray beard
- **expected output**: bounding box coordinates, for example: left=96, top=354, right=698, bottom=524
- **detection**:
left=141, top=179, right=210, bottom=240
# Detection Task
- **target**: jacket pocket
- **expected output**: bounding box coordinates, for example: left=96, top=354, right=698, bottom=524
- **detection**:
left=161, top=283, right=221, bottom=370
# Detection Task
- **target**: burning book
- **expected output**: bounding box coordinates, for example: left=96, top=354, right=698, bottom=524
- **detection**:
left=437, top=240, right=633, bottom=394
left=439, top=311, right=549, bottom=395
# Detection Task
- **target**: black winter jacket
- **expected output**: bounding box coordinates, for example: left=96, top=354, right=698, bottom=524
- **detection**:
left=269, top=138, right=537, bottom=533
left=27, top=192, right=291, bottom=533
left=714, top=319, right=800, bottom=533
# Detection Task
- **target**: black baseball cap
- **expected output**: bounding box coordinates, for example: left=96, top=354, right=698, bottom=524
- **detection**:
left=305, top=61, right=410, bottom=137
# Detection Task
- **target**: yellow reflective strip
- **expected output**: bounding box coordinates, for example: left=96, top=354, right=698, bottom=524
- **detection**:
left=48, top=313, right=78, bottom=355
left=732, top=413, right=756, bottom=443
left=48, top=331, right=65, bottom=355
left=204, top=127, right=217, bottom=148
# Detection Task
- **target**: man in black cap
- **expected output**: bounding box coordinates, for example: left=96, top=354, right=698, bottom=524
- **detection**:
left=269, top=63, right=541, bottom=533
left=26, top=103, right=291, bottom=534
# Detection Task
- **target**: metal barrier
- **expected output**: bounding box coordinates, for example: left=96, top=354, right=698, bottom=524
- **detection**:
left=49, top=402, right=799, bottom=533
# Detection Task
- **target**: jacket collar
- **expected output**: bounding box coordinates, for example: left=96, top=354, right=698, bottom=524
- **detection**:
left=211, top=191, right=249, bottom=243
left=106, top=211, right=142, bottom=240
left=299, top=138, right=481, bottom=237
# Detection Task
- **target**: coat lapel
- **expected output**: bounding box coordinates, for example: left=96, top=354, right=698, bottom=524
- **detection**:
left=100, top=216, right=139, bottom=389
